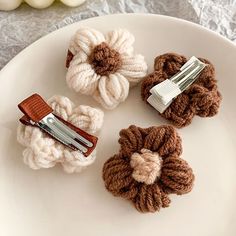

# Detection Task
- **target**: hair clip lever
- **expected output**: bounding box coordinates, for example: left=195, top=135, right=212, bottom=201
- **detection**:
left=147, top=56, right=206, bottom=113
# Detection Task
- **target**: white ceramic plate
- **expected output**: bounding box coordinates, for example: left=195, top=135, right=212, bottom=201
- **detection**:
left=0, top=14, right=235, bottom=236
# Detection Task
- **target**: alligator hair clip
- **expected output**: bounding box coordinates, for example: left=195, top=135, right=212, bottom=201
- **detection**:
left=147, top=56, right=206, bottom=113
left=18, top=94, right=97, bottom=157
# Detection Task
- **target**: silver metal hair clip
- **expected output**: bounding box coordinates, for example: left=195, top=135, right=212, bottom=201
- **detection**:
left=147, top=56, right=206, bottom=113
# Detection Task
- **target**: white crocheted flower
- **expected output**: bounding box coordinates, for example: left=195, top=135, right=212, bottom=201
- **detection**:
left=17, top=95, right=104, bottom=173
left=66, top=28, right=148, bottom=109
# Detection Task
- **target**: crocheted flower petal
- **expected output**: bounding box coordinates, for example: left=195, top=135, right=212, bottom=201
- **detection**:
left=17, top=124, right=42, bottom=147
left=103, top=154, right=139, bottom=200
left=133, top=184, right=171, bottom=213
left=23, top=141, right=62, bottom=169
left=143, top=125, right=182, bottom=158
left=62, top=149, right=96, bottom=173
left=118, top=54, right=148, bottom=85
left=187, top=84, right=222, bottom=118
left=93, top=72, right=129, bottom=109
left=163, top=93, right=195, bottom=128
left=160, top=156, right=194, bottom=195
left=106, top=29, right=135, bottom=55
left=17, top=120, right=64, bottom=170
left=47, top=95, right=75, bottom=121
left=68, top=105, right=104, bottom=134
left=154, top=53, right=187, bottom=75
left=66, top=62, right=100, bottom=95
left=118, top=125, right=145, bottom=157
left=23, top=148, right=42, bottom=170
left=69, top=27, right=105, bottom=60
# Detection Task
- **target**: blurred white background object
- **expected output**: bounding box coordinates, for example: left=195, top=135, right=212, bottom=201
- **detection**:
left=25, top=0, right=55, bottom=9
left=0, top=0, right=22, bottom=10
left=0, top=0, right=86, bottom=10
left=60, top=0, right=86, bottom=7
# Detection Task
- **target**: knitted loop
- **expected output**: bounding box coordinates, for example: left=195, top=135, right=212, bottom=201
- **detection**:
left=106, top=29, right=135, bottom=55
left=66, top=27, right=148, bottom=110
left=89, top=42, right=122, bottom=76
left=103, top=125, right=194, bottom=213
left=134, top=184, right=170, bottom=213
left=48, top=95, right=74, bottom=120
left=118, top=125, right=182, bottom=159
left=154, top=53, right=187, bottom=76
left=17, top=95, right=104, bottom=173
left=130, top=149, right=163, bottom=185
left=141, top=53, right=222, bottom=128
left=160, top=156, right=194, bottom=194
left=69, top=105, right=104, bottom=134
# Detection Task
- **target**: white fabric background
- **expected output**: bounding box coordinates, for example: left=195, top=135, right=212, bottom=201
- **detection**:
left=0, top=0, right=235, bottom=69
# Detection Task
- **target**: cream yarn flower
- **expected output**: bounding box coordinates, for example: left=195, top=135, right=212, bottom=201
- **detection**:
left=17, top=95, right=104, bottom=173
left=66, top=28, right=148, bottom=109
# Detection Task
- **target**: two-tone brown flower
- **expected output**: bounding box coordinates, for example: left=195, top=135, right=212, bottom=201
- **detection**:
left=103, top=125, right=194, bottom=213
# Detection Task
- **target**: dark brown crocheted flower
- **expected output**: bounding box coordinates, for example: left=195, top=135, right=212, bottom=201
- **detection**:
left=102, top=125, right=194, bottom=213
left=141, top=53, right=222, bottom=128
left=89, top=42, right=122, bottom=76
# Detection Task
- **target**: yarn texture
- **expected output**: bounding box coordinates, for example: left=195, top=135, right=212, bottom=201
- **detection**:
left=102, top=125, right=194, bottom=213
left=66, top=27, right=148, bottom=110
left=130, top=149, right=163, bottom=185
left=141, top=53, right=222, bottom=128
left=17, top=95, right=104, bottom=173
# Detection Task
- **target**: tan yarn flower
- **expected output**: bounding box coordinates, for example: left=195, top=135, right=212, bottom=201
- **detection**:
left=141, top=53, right=222, bottom=128
left=102, top=125, right=194, bottom=213
left=66, top=27, right=148, bottom=110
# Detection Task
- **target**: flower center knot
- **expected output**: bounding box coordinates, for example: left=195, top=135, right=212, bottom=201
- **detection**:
left=89, top=42, right=122, bottom=76
left=130, top=148, right=163, bottom=185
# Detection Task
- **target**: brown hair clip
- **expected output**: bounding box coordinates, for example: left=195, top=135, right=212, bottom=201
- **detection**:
left=141, top=53, right=222, bottom=128
left=18, top=94, right=97, bottom=157
left=102, top=125, right=194, bottom=213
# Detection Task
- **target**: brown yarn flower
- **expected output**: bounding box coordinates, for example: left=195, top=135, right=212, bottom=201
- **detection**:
left=141, top=53, right=222, bottom=128
left=102, top=125, right=194, bottom=213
